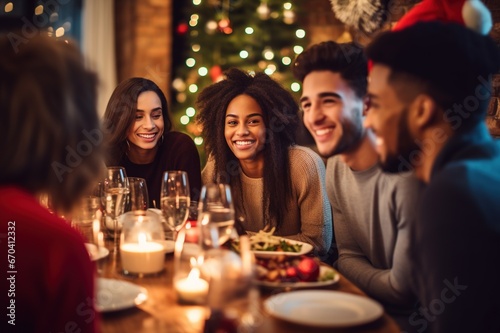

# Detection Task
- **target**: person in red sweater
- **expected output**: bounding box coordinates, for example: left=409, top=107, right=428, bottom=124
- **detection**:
left=0, top=34, right=103, bottom=332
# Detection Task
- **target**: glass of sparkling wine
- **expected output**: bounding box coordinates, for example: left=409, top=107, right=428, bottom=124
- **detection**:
left=102, top=167, right=128, bottom=248
left=125, top=177, right=149, bottom=212
left=198, top=183, right=235, bottom=249
left=160, top=170, right=190, bottom=240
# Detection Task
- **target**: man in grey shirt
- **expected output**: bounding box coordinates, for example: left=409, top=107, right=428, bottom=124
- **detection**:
left=292, top=41, right=422, bottom=314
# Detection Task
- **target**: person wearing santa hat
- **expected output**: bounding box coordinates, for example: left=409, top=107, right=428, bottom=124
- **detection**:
left=364, top=8, right=500, bottom=333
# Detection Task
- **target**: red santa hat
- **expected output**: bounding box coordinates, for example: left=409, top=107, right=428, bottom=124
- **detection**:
left=367, top=0, right=492, bottom=72
left=393, top=0, right=492, bottom=35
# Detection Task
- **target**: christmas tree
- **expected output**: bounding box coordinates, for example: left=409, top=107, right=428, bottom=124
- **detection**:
left=172, top=0, right=307, bottom=163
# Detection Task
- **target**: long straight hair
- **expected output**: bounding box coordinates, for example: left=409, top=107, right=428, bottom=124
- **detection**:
left=103, top=78, right=172, bottom=165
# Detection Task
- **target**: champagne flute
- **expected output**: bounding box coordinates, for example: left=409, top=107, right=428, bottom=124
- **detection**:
left=199, top=183, right=235, bottom=249
left=161, top=171, right=190, bottom=239
left=71, top=194, right=101, bottom=242
left=125, top=177, right=149, bottom=212
left=101, top=167, right=128, bottom=250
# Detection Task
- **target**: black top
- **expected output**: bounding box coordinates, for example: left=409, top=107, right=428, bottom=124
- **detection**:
left=411, top=123, right=500, bottom=333
left=120, top=131, right=202, bottom=208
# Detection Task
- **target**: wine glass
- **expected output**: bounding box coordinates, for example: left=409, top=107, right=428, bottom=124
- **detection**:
left=71, top=194, right=101, bottom=242
left=125, top=177, right=149, bottom=212
left=161, top=171, right=190, bottom=239
left=101, top=167, right=128, bottom=249
left=198, top=183, right=235, bottom=249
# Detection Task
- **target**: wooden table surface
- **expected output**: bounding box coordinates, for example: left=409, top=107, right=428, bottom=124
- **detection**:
left=97, top=248, right=401, bottom=333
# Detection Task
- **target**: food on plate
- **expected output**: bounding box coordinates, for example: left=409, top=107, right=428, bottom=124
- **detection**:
left=256, top=255, right=334, bottom=283
left=231, top=227, right=303, bottom=253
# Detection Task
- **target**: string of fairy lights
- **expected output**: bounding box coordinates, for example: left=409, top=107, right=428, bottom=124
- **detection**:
left=2, top=1, right=78, bottom=42
left=172, top=0, right=307, bottom=147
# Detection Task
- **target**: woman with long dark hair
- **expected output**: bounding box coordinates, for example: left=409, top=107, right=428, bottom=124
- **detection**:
left=103, top=78, right=202, bottom=207
left=196, top=68, right=332, bottom=257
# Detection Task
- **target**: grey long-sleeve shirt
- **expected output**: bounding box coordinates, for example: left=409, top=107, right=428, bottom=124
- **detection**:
left=326, top=155, right=422, bottom=308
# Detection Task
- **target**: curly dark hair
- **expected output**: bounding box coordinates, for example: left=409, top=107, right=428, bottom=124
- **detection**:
left=196, top=68, right=299, bottom=229
left=292, top=41, right=367, bottom=99
left=103, top=78, right=172, bottom=165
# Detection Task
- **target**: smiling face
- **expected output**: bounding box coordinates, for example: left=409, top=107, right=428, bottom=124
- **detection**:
left=224, top=94, right=266, bottom=166
left=300, top=70, right=364, bottom=158
left=364, top=64, right=418, bottom=173
left=127, top=90, right=164, bottom=152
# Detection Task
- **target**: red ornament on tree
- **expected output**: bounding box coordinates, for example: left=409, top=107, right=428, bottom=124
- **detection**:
left=177, top=23, right=189, bottom=35
left=209, top=65, right=223, bottom=83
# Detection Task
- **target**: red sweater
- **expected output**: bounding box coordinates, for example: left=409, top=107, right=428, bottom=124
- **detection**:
left=0, top=187, right=99, bottom=333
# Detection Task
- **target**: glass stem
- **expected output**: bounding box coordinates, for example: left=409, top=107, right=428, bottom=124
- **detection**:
left=113, top=218, right=119, bottom=253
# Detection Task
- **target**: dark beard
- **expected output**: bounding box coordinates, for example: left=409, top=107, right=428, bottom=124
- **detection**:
left=379, top=107, right=420, bottom=174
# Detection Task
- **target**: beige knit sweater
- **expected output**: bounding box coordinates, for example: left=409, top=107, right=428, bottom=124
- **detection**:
left=202, top=145, right=333, bottom=256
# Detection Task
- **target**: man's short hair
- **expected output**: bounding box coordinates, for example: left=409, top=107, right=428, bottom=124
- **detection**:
left=292, top=41, right=368, bottom=99
left=366, top=21, right=500, bottom=130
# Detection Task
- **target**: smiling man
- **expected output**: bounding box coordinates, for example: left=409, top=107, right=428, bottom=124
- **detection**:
left=293, top=42, right=423, bottom=318
left=365, top=22, right=500, bottom=333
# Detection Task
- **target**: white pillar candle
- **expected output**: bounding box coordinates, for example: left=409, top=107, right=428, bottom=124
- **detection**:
left=175, top=267, right=209, bottom=304
left=120, top=233, right=165, bottom=274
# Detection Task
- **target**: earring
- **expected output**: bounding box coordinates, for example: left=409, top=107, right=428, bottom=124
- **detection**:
left=126, top=140, right=131, bottom=151
left=161, top=135, right=164, bottom=144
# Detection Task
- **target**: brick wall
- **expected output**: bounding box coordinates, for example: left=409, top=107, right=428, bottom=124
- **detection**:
left=114, top=0, right=172, bottom=100
left=485, top=0, right=500, bottom=136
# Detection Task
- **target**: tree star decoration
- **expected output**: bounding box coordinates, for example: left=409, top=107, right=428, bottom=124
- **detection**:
left=330, top=0, right=389, bottom=35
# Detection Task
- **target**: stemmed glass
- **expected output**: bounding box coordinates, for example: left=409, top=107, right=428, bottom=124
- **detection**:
left=101, top=167, right=128, bottom=250
left=125, top=177, right=149, bottom=212
left=198, top=183, right=235, bottom=249
left=71, top=194, right=101, bottom=243
left=161, top=171, right=190, bottom=240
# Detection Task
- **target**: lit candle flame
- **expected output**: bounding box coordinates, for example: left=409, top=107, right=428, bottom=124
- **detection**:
left=187, top=267, right=201, bottom=280
left=138, top=232, right=147, bottom=245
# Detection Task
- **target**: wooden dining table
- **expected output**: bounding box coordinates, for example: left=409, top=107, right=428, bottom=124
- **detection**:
left=96, top=245, right=401, bottom=333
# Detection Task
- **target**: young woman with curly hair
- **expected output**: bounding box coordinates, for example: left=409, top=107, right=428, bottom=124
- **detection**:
left=196, top=68, right=332, bottom=257
left=103, top=78, right=202, bottom=207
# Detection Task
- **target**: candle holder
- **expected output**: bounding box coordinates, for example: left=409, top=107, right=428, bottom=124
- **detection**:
left=120, top=211, right=165, bottom=277
left=173, top=226, right=208, bottom=305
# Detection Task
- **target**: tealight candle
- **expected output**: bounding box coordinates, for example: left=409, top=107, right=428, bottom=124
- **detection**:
left=175, top=267, right=209, bottom=304
left=120, top=232, right=165, bottom=274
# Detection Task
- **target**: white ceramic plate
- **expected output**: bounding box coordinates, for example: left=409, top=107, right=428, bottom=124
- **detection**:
left=85, top=243, right=109, bottom=261
left=95, top=278, right=148, bottom=312
left=264, top=290, right=383, bottom=327
left=255, top=266, right=339, bottom=289
left=252, top=239, right=313, bottom=259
